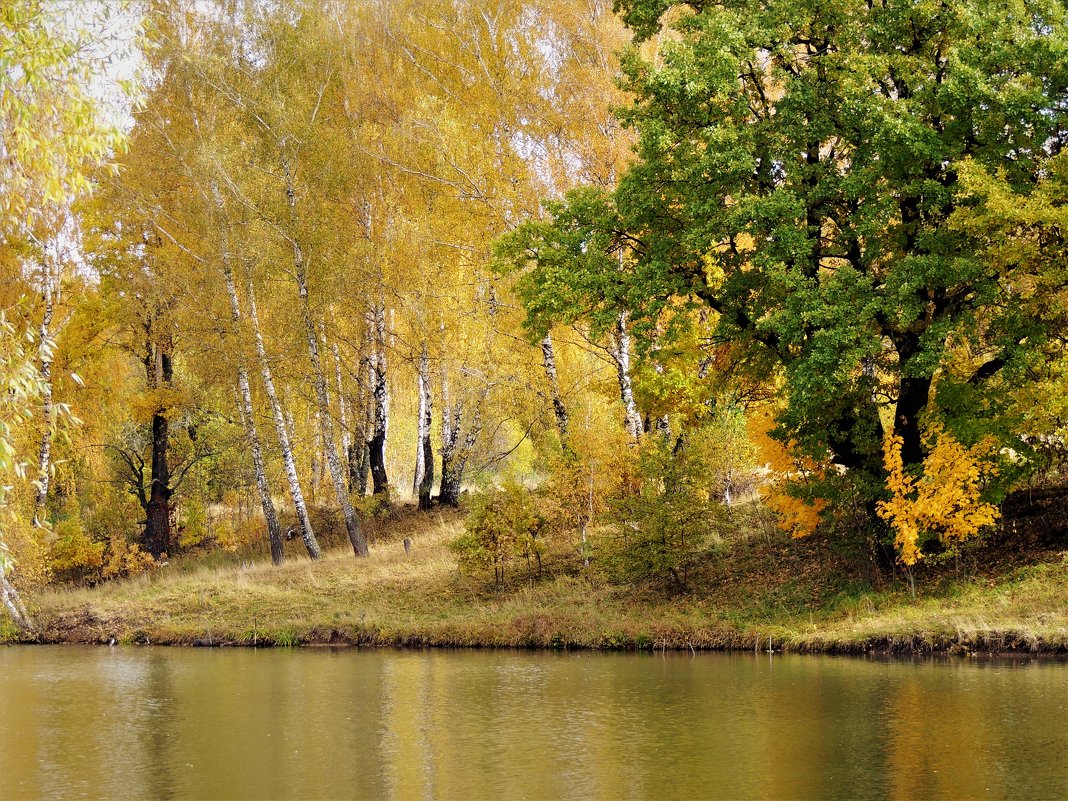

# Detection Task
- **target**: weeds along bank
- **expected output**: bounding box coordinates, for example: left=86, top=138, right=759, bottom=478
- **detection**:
left=14, top=506, right=1067, bottom=654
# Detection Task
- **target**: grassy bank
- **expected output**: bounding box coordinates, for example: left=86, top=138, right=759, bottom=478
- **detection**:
left=10, top=507, right=1068, bottom=654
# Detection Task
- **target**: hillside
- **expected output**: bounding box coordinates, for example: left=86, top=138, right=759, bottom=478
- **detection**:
left=16, top=503, right=1067, bottom=654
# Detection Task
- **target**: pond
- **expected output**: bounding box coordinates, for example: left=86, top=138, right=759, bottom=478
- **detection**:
left=0, top=646, right=1063, bottom=800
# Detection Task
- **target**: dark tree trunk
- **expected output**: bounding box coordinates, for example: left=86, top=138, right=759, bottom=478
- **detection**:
left=369, top=431, right=388, bottom=497
left=418, top=438, right=433, bottom=510
left=895, top=373, right=933, bottom=469
left=144, top=349, right=173, bottom=560
left=438, top=378, right=462, bottom=507
left=438, top=460, right=463, bottom=508
left=350, top=439, right=369, bottom=496
left=369, top=303, right=390, bottom=499
left=414, top=342, right=434, bottom=510
left=438, top=387, right=486, bottom=508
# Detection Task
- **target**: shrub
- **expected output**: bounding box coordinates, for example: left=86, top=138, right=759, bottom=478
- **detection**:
left=451, top=480, right=547, bottom=586
left=47, top=516, right=105, bottom=584
left=601, top=435, right=726, bottom=588
left=877, top=422, right=1000, bottom=565
left=101, top=536, right=156, bottom=579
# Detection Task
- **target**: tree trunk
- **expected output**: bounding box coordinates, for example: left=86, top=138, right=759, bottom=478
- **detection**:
left=310, top=408, right=323, bottom=501
left=414, top=342, right=434, bottom=510
left=143, top=345, right=173, bottom=560
left=609, top=311, right=643, bottom=442
left=438, top=377, right=489, bottom=508
left=350, top=439, right=369, bottom=496
left=247, top=278, right=322, bottom=560
left=895, top=373, right=933, bottom=469
left=331, top=337, right=352, bottom=482
left=539, top=333, right=570, bottom=444
left=438, top=373, right=460, bottom=506
left=0, top=563, right=33, bottom=631
left=234, top=372, right=284, bottom=566
left=32, top=260, right=56, bottom=528
left=439, top=407, right=481, bottom=508
left=367, top=302, right=390, bottom=500
left=284, top=155, right=368, bottom=558
left=221, top=254, right=285, bottom=565
left=349, top=336, right=371, bottom=495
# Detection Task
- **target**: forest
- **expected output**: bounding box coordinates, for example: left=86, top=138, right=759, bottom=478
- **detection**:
left=1, top=0, right=1066, bottom=650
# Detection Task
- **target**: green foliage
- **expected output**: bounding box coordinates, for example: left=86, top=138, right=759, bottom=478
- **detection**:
left=451, top=480, right=549, bottom=586
left=502, top=0, right=1068, bottom=520
left=601, top=432, right=727, bottom=587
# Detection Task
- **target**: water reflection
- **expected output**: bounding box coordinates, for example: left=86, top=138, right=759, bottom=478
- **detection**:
left=0, top=648, right=1063, bottom=800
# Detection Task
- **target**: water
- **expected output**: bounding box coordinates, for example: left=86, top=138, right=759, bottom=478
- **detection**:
left=0, top=646, right=1063, bottom=800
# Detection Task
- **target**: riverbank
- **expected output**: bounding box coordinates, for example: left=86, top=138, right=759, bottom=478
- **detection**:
left=10, top=507, right=1068, bottom=654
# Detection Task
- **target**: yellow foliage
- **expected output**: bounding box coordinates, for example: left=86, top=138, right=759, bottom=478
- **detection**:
left=128, top=388, right=186, bottom=425
left=748, top=408, right=826, bottom=537
left=877, top=423, right=1000, bottom=565
left=102, top=538, right=156, bottom=580
left=214, top=516, right=263, bottom=553
left=3, top=515, right=52, bottom=590
left=48, top=519, right=105, bottom=581
left=766, top=492, right=827, bottom=539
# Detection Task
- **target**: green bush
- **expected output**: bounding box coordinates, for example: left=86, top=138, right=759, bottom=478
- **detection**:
left=600, top=435, right=726, bottom=588
left=451, top=480, right=547, bottom=586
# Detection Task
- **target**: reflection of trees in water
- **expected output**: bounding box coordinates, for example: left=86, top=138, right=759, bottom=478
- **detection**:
left=144, top=650, right=178, bottom=801
left=378, top=652, right=437, bottom=799
left=0, top=650, right=1064, bottom=800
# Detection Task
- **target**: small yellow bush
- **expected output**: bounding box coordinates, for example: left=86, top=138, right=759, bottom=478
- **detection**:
left=215, top=516, right=262, bottom=553
left=877, top=423, right=1000, bottom=565
left=749, top=408, right=826, bottom=538
left=102, top=537, right=156, bottom=579
left=48, top=518, right=105, bottom=582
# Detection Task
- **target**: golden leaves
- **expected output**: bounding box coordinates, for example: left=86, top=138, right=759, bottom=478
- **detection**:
left=877, top=423, right=1000, bottom=565
left=748, top=407, right=826, bottom=538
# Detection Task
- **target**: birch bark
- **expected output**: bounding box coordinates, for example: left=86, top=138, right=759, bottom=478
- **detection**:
left=413, top=342, right=434, bottom=509
left=609, top=311, right=643, bottom=442
left=220, top=255, right=285, bottom=564
left=367, top=301, right=390, bottom=500
left=247, top=278, right=322, bottom=560
left=32, top=257, right=56, bottom=527
left=283, top=156, right=368, bottom=557
left=539, top=333, right=569, bottom=444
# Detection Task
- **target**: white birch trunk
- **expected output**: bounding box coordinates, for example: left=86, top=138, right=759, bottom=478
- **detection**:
left=367, top=301, right=390, bottom=499
left=331, top=337, right=351, bottom=469
left=283, top=156, right=368, bottom=557
left=0, top=560, right=33, bottom=631
left=220, top=248, right=285, bottom=564
left=247, top=278, right=322, bottom=560
left=32, top=259, right=56, bottom=527
left=310, top=407, right=323, bottom=500
left=539, top=332, right=569, bottom=443
left=414, top=342, right=433, bottom=509
left=610, top=311, right=643, bottom=442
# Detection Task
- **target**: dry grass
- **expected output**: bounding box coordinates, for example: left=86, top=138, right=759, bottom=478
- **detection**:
left=14, top=507, right=1068, bottom=654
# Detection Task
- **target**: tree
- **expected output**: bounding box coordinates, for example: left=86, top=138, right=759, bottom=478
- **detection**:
left=0, top=1, right=127, bottom=230
left=502, top=0, right=1068, bottom=554
left=0, top=0, right=133, bottom=624
left=0, top=313, right=44, bottom=629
